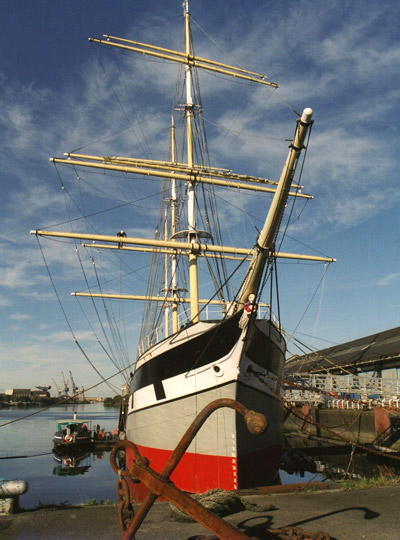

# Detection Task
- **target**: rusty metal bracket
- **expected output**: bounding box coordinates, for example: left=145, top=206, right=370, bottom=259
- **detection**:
left=110, top=398, right=330, bottom=540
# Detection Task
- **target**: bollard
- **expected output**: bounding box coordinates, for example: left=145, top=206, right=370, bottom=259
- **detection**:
left=0, top=480, right=29, bottom=514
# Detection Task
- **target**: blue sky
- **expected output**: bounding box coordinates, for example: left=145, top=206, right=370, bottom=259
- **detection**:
left=1, top=0, right=399, bottom=396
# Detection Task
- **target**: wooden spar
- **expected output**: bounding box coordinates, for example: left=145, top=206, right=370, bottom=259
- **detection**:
left=79, top=242, right=335, bottom=263
left=50, top=157, right=312, bottom=199
left=88, top=38, right=278, bottom=88
left=238, top=108, right=315, bottom=306
left=102, top=35, right=272, bottom=81
left=71, top=293, right=222, bottom=304
left=30, top=229, right=250, bottom=253
left=71, top=291, right=270, bottom=307
left=66, top=154, right=231, bottom=174
left=30, top=229, right=335, bottom=263
left=63, top=152, right=303, bottom=189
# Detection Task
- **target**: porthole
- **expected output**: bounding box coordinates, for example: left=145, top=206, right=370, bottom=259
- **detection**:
left=213, top=365, right=223, bottom=377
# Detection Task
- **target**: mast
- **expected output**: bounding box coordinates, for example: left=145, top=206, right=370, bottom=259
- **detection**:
left=170, top=117, right=179, bottom=333
left=164, top=116, right=179, bottom=336
left=164, top=208, right=169, bottom=337
left=238, top=108, right=314, bottom=306
left=184, top=0, right=199, bottom=322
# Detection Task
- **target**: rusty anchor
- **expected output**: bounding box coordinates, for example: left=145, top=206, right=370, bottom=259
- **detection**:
left=110, top=398, right=330, bottom=540
left=110, top=398, right=267, bottom=540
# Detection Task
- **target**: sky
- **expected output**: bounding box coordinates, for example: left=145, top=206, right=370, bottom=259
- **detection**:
left=1, top=0, right=399, bottom=397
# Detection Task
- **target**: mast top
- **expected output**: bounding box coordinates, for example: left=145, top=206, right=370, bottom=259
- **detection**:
left=301, top=108, right=313, bottom=123
left=90, top=2, right=279, bottom=89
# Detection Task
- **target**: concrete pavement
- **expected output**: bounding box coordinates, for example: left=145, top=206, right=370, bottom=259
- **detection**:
left=1, top=484, right=399, bottom=540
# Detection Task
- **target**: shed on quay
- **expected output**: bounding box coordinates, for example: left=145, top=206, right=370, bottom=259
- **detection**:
left=285, top=326, right=400, bottom=376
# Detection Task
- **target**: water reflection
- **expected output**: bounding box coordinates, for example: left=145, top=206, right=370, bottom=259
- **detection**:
left=53, top=452, right=92, bottom=476
left=283, top=434, right=400, bottom=483
left=0, top=404, right=119, bottom=509
left=315, top=452, right=400, bottom=481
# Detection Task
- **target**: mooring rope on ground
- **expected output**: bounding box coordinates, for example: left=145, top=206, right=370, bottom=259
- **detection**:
left=169, top=488, right=277, bottom=522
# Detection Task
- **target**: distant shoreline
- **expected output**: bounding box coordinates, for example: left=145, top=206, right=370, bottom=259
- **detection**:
left=0, top=398, right=120, bottom=408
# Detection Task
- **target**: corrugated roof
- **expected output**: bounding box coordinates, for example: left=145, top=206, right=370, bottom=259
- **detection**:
left=285, top=326, right=400, bottom=374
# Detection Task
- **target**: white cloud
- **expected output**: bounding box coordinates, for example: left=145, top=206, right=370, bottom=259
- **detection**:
left=0, top=297, right=12, bottom=308
left=9, top=313, right=31, bottom=321
left=377, top=273, right=400, bottom=287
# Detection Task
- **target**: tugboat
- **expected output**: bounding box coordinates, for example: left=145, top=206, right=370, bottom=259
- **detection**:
left=53, top=413, right=92, bottom=451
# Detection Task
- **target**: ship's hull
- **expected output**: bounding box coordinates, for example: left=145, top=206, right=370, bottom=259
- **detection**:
left=126, top=312, right=285, bottom=495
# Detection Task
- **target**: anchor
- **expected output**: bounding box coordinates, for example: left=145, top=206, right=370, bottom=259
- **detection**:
left=110, top=398, right=330, bottom=540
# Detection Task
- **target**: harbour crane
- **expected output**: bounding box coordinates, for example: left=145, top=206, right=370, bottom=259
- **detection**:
left=69, top=371, right=79, bottom=396
left=61, top=372, right=69, bottom=397
left=51, top=378, right=62, bottom=397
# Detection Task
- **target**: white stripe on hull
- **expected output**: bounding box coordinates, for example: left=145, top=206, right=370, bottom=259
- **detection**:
left=126, top=379, right=283, bottom=458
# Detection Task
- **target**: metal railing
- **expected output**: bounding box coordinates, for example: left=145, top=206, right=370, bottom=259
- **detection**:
left=137, top=304, right=272, bottom=358
left=284, top=372, right=400, bottom=408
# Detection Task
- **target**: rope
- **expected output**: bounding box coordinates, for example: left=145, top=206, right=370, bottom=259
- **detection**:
left=76, top=248, right=126, bottom=375
left=169, top=488, right=276, bottom=522
left=90, top=40, right=153, bottom=160
left=248, top=365, right=400, bottom=462
left=292, top=263, right=331, bottom=336
left=286, top=404, right=400, bottom=462
left=190, top=13, right=299, bottom=118
left=35, top=236, right=121, bottom=394
left=0, top=452, right=52, bottom=460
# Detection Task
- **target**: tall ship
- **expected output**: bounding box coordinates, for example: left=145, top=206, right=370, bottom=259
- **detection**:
left=32, top=0, right=334, bottom=494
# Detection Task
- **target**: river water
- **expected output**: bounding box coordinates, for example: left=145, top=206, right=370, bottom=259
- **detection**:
left=0, top=403, right=321, bottom=510
left=2, top=403, right=396, bottom=510
left=0, top=403, right=119, bottom=509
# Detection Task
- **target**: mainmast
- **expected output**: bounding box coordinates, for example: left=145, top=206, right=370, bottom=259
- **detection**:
left=184, top=0, right=200, bottom=322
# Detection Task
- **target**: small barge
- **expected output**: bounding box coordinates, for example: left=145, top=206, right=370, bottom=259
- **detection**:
left=52, top=412, right=120, bottom=454
left=53, top=417, right=92, bottom=449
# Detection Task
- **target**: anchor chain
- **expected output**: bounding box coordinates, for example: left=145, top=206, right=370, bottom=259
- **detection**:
left=111, top=443, right=137, bottom=531
left=116, top=475, right=135, bottom=531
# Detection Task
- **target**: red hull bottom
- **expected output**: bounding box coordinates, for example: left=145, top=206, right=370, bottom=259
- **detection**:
left=126, top=443, right=283, bottom=501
